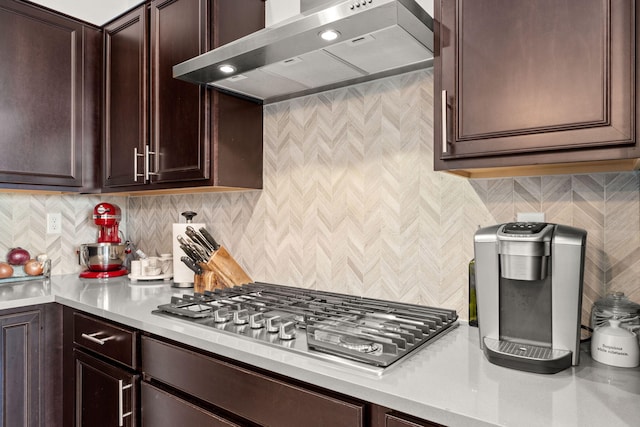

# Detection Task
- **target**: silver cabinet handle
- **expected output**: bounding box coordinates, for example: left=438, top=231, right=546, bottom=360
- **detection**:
left=118, top=380, right=133, bottom=427
left=441, top=89, right=448, bottom=154
left=80, top=332, right=115, bottom=346
left=136, top=145, right=158, bottom=183
left=147, top=145, right=158, bottom=180
left=143, top=145, right=150, bottom=182
left=134, top=147, right=145, bottom=182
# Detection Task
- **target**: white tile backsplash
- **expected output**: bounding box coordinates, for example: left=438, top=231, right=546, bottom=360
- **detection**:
left=2, top=69, right=639, bottom=324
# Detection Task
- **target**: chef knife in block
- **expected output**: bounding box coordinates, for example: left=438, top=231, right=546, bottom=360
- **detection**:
left=199, top=228, right=220, bottom=251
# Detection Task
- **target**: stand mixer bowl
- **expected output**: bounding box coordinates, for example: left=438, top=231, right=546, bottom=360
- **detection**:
left=80, top=243, right=126, bottom=271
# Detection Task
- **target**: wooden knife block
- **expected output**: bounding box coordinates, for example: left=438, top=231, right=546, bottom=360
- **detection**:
left=193, top=246, right=252, bottom=293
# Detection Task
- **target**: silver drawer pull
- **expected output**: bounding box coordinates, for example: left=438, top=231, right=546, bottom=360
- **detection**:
left=81, top=332, right=115, bottom=345
left=118, top=380, right=133, bottom=426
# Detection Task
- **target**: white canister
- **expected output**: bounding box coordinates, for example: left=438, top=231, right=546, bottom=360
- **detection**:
left=591, top=320, right=640, bottom=368
left=172, top=222, right=205, bottom=286
left=130, top=260, right=142, bottom=277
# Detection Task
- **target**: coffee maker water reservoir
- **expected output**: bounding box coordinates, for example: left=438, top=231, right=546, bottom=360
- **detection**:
left=474, top=222, right=587, bottom=374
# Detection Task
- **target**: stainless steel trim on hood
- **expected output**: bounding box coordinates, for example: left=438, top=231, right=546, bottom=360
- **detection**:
left=173, top=0, right=434, bottom=104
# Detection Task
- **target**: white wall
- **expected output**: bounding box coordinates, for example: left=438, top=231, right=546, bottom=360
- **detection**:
left=266, top=0, right=300, bottom=26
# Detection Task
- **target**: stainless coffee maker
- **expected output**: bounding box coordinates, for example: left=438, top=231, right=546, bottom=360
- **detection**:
left=474, top=222, right=587, bottom=374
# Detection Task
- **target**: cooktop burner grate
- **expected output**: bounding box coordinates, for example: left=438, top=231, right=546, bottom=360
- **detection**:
left=153, top=282, right=458, bottom=373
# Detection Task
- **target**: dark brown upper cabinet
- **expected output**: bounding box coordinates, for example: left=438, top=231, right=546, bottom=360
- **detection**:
left=0, top=0, right=101, bottom=191
left=103, top=0, right=264, bottom=193
left=103, top=5, right=148, bottom=188
left=434, top=0, right=639, bottom=178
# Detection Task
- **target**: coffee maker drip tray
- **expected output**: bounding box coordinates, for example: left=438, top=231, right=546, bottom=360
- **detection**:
left=482, top=337, right=573, bottom=374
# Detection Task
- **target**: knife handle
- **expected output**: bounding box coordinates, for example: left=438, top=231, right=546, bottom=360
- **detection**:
left=199, top=228, right=220, bottom=251
left=181, top=256, right=202, bottom=275
left=186, top=226, right=215, bottom=253
left=179, top=244, right=196, bottom=262
left=177, top=235, right=206, bottom=261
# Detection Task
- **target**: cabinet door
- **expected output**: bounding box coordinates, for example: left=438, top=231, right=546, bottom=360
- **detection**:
left=102, top=0, right=263, bottom=192
left=0, top=309, right=40, bottom=427
left=435, top=0, right=635, bottom=169
left=75, top=350, right=138, bottom=427
left=210, top=0, right=264, bottom=189
left=103, top=5, right=148, bottom=188
left=0, top=0, right=92, bottom=189
left=150, top=0, right=209, bottom=184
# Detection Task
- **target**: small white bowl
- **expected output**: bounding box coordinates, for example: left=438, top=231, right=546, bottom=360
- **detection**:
left=144, top=266, right=162, bottom=276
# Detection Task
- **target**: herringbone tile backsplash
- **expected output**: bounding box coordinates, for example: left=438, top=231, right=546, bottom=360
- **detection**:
left=1, top=69, right=639, bottom=324
left=0, top=194, right=128, bottom=275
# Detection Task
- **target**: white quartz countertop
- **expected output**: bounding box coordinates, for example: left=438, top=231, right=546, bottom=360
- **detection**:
left=1, top=275, right=639, bottom=427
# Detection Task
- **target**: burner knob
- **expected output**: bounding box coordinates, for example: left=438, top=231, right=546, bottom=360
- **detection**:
left=233, top=309, right=249, bottom=325
left=249, top=313, right=265, bottom=329
left=213, top=308, right=230, bottom=323
left=278, top=321, right=296, bottom=340
left=265, top=315, right=281, bottom=333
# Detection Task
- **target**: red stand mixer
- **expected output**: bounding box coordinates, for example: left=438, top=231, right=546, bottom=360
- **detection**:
left=79, top=203, right=128, bottom=279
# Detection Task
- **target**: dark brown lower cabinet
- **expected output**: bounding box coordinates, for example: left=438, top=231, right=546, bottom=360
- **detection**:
left=63, top=310, right=444, bottom=427
left=370, top=404, right=444, bottom=427
left=141, top=336, right=365, bottom=427
left=74, top=350, right=138, bottom=427
left=384, top=413, right=443, bottom=427
left=141, top=382, right=240, bottom=427
left=63, top=307, right=139, bottom=427
left=141, top=335, right=447, bottom=427
left=1, top=309, right=40, bottom=426
left=0, top=304, right=62, bottom=427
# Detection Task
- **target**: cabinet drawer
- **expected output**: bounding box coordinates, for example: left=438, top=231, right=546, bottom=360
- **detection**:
left=141, top=336, right=364, bottom=427
left=386, top=413, right=442, bottom=427
left=73, top=312, right=137, bottom=368
left=141, top=381, right=241, bottom=427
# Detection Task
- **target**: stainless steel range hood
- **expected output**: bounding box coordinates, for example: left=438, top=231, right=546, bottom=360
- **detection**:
left=173, top=0, right=434, bottom=104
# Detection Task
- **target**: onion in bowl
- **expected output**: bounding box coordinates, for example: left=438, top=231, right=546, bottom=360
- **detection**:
left=0, top=262, right=13, bottom=278
left=7, top=247, right=30, bottom=266
left=24, top=259, right=44, bottom=276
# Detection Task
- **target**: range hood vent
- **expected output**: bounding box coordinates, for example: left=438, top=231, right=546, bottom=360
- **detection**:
left=173, top=0, right=434, bottom=104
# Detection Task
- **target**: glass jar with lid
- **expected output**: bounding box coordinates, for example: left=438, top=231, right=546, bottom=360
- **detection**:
left=590, top=292, right=640, bottom=330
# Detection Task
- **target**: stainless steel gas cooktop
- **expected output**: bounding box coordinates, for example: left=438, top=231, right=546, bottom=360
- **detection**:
left=153, top=282, right=458, bottom=375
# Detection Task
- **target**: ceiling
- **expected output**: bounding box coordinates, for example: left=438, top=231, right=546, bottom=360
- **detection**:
left=28, top=0, right=144, bottom=25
